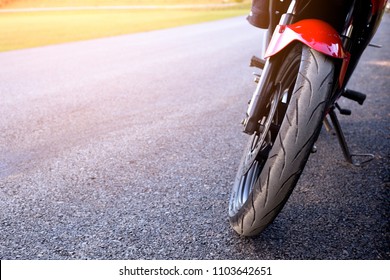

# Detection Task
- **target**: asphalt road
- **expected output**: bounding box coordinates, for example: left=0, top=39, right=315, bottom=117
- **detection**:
left=0, top=14, right=389, bottom=260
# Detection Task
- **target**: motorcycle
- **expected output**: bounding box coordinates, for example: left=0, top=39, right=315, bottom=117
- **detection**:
left=228, top=0, right=387, bottom=236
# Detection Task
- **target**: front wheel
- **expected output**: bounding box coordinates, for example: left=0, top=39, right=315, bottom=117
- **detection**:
left=229, top=44, right=335, bottom=236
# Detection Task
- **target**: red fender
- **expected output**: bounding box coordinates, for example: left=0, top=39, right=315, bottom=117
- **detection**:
left=265, top=19, right=350, bottom=86
left=265, top=19, right=347, bottom=59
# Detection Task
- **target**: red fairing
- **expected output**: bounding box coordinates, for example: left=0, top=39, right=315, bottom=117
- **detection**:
left=265, top=19, right=347, bottom=59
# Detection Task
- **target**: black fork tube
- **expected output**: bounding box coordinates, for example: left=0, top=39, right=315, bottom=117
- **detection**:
left=243, top=0, right=299, bottom=134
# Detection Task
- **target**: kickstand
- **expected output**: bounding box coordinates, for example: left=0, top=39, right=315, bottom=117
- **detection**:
left=326, top=109, right=375, bottom=166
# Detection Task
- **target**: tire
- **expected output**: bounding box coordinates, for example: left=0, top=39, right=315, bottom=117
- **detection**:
left=229, top=44, right=335, bottom=236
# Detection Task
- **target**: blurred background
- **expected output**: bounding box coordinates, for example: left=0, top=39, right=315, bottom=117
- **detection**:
left=0, top=0, right=249, bottom=52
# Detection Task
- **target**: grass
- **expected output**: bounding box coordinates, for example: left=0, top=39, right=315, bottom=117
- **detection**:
left=0, top=1, right=249, bottom=51
left=1, top=0, right=245, bottom=8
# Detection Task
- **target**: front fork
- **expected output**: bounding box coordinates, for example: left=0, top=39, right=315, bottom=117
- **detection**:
left=243, top=58, right=273, bottom=134
left=243, top=0, right=298, bottom=135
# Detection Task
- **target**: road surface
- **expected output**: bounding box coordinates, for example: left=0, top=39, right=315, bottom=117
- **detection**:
left=0, top=15, right=389, bottom=259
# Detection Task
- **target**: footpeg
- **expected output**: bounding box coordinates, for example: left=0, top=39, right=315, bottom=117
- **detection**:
left=342, top=89, right=366, bottom=105
left=250, top=56, right=266, bottom=69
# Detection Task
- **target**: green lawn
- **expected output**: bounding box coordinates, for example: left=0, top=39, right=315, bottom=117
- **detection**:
left=0, top=1, right=249, bottom=52
left=1, top=0, right=245, bottom=8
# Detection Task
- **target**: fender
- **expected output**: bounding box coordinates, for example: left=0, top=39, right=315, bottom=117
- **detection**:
left=265, top=19, right=347, bottom=59
left=265, top=19, right=350, bottom=86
